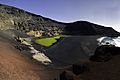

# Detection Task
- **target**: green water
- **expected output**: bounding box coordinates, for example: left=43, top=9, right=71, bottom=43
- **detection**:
left=35, top=35, right=61, bottom=47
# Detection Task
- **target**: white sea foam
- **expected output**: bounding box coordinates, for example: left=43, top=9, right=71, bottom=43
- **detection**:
left=97, top=36, right=120, bottom=47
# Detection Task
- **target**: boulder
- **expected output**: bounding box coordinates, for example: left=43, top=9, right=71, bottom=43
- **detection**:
left=72, top=64, right=89, bottom=75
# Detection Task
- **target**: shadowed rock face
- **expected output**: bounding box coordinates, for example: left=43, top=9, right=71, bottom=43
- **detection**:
left=72, top=64, right=89, bottom=75
left=65, top=21, right=120, bottom=36
left=59, top=70, right=81, bottom=80
left=90, top=45, right=120, bottom=62
left=59, top=71, right=75, bottom=80
left=55, top=63, right=89, bottom=80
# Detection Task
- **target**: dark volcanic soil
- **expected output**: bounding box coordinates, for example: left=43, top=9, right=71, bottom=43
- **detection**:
left=81, top=55, right=120, bottom=80
left=55, top=55, right=120, bottom=80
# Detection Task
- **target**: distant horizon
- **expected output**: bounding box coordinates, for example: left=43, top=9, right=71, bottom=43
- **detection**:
left=0, top=0, right=120, bottom=32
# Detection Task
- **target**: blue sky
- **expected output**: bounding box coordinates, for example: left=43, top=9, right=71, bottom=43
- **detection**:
left=0, top=0, right=120, bottom=32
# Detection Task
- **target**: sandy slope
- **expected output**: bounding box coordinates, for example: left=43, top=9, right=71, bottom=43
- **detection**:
left=0, top=41, right=60, bottom=80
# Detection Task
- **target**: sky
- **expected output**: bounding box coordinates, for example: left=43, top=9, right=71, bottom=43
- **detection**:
left=0, top=0, right=120, bottom=32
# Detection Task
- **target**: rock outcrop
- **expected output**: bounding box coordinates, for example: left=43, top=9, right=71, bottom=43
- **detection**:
left=90, top=45, right=120, bottom=62
left=65, top=21, right=120, bottom=36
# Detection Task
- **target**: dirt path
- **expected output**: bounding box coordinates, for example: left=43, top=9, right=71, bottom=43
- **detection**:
left=0, top=41, right=58, bottom=80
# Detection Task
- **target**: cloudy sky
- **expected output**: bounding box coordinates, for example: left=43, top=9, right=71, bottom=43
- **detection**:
left=0, top=0, right=120, bottom=32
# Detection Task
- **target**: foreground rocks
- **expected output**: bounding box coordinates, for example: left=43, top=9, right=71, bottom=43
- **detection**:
left=54, top=45, right=120, bottom=80
left=90, top=45, right=120, bottom=62
left=55, top=63, right=89, bottom=80
left=72, top=64, right=89, bottom=75
left=60, top=71, right=76, bottom=80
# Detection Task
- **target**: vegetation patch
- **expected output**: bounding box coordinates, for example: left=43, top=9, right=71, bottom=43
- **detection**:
left=35, top=35, right=61, bottom=47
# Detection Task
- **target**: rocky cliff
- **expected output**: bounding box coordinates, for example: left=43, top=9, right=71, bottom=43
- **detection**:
left=0, top=4, right=65, bottom=37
